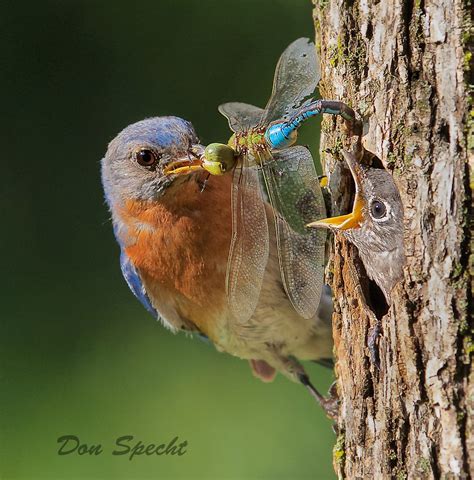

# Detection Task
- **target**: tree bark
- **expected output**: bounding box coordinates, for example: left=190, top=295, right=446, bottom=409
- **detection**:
left=313, top=0, right=473, bottom=478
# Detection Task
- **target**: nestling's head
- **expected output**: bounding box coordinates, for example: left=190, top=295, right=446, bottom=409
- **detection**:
left=309, top=150, right=405, bottom=302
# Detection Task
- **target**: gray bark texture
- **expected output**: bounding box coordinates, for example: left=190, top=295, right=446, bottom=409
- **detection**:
left=313, top=0, right=473, bottom=478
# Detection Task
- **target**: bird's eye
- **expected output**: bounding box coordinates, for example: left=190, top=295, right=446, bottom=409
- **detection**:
left=370, top=199, right=387, bottom=219
left=136, top=149, right=158, bottom=167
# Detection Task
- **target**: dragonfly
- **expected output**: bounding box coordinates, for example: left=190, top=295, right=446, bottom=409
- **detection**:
left=165, top=38, right=359, bottom=323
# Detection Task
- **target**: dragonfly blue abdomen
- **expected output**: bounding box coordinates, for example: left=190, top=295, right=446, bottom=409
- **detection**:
left=264, top=122, right=298, bottom=150
left=264, top=99, right=361, bottom=150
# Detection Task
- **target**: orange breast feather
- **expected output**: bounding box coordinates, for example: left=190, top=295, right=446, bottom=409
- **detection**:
left=121, top=176, right=233, bottom=335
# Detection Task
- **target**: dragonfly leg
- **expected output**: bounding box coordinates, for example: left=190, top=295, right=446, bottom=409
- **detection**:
left=187, top=146, right=201, bottom=161
left=198, top=173, right=211, bottom=193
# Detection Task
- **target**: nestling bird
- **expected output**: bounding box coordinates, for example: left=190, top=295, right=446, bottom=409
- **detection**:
left=101, top=116, right=335, bottom=414
left=308, top=150, right=405, bottom=304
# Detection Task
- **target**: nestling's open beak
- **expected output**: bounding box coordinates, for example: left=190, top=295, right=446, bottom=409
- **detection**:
left=163, top=145, right=207, bottom=176
left=307, top=150, right=366, bottom=230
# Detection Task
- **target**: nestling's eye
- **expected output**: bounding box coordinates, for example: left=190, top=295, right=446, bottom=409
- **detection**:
left=136, top=149, right=158, bottom=167
left=370, top=199, right=387, bottom=219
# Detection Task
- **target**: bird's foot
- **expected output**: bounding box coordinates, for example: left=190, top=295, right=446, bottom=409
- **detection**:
left=368, top=319, right=382, bottom=370
left=266, top=351, right=339, bottom=420
left=298, top=373, right=339, bottom=421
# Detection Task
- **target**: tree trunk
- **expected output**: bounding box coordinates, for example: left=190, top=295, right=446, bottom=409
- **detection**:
left=313, top=0, right=473, bottom=478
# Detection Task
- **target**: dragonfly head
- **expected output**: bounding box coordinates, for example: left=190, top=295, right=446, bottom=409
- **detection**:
left=164, top=143, right=237, bottom=177
left=201, top=143, right=237, bottom=175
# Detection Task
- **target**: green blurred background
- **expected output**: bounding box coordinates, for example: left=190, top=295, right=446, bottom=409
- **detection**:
left=1, top=1, right=336, bottom=478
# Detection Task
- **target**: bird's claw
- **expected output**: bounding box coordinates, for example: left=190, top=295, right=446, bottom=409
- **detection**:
left=298, top=373, right=339, bottom=421
left=318, top=393, right=340, bottom=421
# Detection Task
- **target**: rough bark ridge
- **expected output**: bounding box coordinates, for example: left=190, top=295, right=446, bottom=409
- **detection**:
left=313, top=0, right=473, bottom=478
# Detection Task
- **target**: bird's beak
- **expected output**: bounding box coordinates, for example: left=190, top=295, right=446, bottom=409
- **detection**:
left=307, top=150, right=366, bottom=230
left=163, top=145, right=207, bottom=176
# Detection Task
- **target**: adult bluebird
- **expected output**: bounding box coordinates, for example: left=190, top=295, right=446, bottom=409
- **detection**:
left=101, top=116, right=335, bottom=415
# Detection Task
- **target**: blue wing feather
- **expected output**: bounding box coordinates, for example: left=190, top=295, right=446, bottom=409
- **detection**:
left=120, top=250, right=158, bottom=318
left=102, top=161, right=159, bottom=319
left=120, top=251, right=210, bottom=345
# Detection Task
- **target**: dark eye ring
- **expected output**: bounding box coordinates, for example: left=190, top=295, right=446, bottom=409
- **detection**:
left=136, top=149, right=158, bottom=167
left=370, top=199, right=387, bottom=219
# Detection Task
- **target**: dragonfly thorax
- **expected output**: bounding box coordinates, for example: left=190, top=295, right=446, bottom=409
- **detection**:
left=229, top=128, right=272, bottom=166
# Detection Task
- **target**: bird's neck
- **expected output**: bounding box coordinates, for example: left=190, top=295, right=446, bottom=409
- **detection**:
left=349, top=230, right=405, bottom=305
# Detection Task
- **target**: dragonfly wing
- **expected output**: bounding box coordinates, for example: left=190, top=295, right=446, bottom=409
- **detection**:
left=261, top=38, right=321, bottom=125
left=226, top=156, right=270, bottom=323
left=218, top=102, right=265, bottom=133
left=260, top=146, right=326, bottom=319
